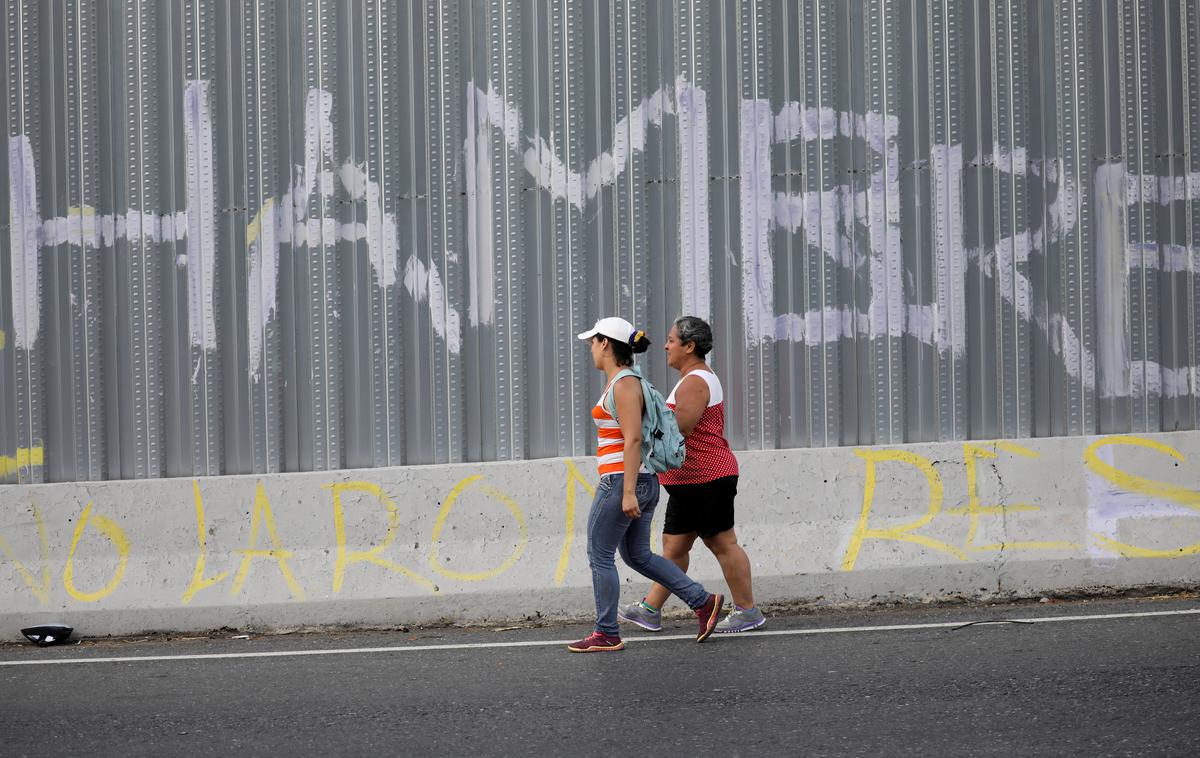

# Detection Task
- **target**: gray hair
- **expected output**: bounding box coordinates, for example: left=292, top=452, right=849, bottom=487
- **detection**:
left=673, top=315, right=713, bottom=358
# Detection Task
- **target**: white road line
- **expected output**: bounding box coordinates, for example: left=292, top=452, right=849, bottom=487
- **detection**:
left=1, top=608, right=1196, bottom=667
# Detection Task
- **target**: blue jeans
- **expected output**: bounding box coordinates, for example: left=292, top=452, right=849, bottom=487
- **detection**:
left=587, top=472, right=709, bottom=635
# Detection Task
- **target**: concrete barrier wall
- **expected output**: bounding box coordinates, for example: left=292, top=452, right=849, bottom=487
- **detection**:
left=2, top=432, right=1199, bottom=636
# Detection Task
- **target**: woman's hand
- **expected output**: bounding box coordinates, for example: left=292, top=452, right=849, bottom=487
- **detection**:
left=622, top=491, right=642, bottom=519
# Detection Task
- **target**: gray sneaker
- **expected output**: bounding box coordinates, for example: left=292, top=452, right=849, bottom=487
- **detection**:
left=617, top=600, right=662, bottom=632
left=714, top=606, right=766, bottom=633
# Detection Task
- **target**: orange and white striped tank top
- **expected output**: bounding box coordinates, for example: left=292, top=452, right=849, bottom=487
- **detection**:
left=592, top=375, right=648, bottom=477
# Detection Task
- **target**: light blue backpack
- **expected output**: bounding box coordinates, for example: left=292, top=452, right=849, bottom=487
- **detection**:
left=604, top=365, right=687, bottom=473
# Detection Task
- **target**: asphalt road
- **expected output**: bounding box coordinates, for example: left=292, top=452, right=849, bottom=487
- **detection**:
left=1, top=596, right=1197, bottom=757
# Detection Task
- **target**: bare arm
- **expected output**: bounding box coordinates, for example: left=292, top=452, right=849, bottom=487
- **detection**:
left=613, top=376, right=645, bottom=517
left=672, top=373, right=710, bottom=436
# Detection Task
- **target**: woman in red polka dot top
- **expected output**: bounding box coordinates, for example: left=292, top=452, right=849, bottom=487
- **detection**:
left=618, top=316, right=765, bottom=634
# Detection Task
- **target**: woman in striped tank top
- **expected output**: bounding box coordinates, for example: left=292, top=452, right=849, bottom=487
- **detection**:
left=567, top=316, right=725, bottom=653
left=619, top=316, right=765, bottom=634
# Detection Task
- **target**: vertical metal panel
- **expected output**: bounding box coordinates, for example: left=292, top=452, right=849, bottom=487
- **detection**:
left=185, top=0, right=223, bottom=477
left=963, top=1, right=998, bottom=439
left=243, top=0, right=282, bottom=474
left=867, top=0, right=904, bottom=444
left=335, top=0, right=366, bottom=468
left=1028, top=0, right=1055, bottom=438
left=993, top=0, right=1032, bottom=438
left=398, top=0, right=437, bottom=464
left=331, top=0, right=384, bottom=469
left=159, top=1, right=189, bottom=476
left=612, top=1, right=646, bottom=329
left=1158, top=0, right=1191, bottom=433
left=897, top=0, right=933, bottom=443
left=551, top=0, right=589, bottom=458
left=1095, top=0, right=1129, bottom=435
left=3, top=0, right=46, bottom=483
left=1056, top=0, right=1096, bottom=435
left=738, top=0, right=772, bottom=449
left=638, top=2, right=672, bottom=409
left=706, top=0, right=738, bottom=447
left=675, top=0, right=714, bottom=434
left=3, top=0, right=1199, bottom=483
left=0, top=5, right=13, bottom=481
left=1122, top=0, right=1156, bottom=432
left=71, top=0, right=105, bottom=480
left=463, top=0, right=522, bottom=461
left=426, top=0, right=463, bottom=464
left=838, top=1, right=864, bottom=445
left=43, top=0, right=104, bottom=481
left=930, top=0, right=969, bottom=440
left=100, top=0, right=165, bottom=479
left=302, top=0, right=339, bottom=470
left=767, top=0, right=801, bottom=447
left=1187, top=0, right=1200, bottom=430
left=521, top=0, right=551, bottom=460
left=370, top=0, right=406, bottom=467
left=808, top=0, right=844, bottom=447
left=677, top=0, right=709, bottom=331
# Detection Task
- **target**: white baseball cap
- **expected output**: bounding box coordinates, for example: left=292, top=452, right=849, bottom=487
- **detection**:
left=577, top=316, right=641, bottom=344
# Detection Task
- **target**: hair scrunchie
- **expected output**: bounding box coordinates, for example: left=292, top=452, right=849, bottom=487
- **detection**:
left=630, top=329, right=645, bottom=345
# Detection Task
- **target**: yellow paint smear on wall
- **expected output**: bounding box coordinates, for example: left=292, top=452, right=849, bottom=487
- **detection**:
left=246, top=197, right=274, bottom=247
left=0, top=447, right=44, bottom=477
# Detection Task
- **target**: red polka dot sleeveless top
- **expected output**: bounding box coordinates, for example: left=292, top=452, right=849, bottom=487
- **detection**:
left=658, top=368, right=739, bottom=485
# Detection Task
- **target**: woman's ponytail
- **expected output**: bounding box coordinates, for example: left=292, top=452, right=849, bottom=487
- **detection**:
left=629, top=329, right=651, bottom=354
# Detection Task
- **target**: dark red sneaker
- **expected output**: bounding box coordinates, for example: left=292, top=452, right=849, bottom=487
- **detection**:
left=567, top=631, right=625, bottom=653
left=694, top=593, right=724, bottom=642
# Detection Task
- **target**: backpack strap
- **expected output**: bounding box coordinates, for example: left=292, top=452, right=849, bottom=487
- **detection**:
left=602, top=368, right=640, bottom=420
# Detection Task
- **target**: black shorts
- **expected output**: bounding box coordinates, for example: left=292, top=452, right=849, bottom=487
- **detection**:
left=662, top=475, right=738, bottom=539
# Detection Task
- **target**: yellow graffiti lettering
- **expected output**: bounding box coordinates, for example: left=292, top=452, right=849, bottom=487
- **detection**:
left=0, top=446, right=44, bottom=478
left=1091, top=533, right=1200, bottom=558
left=230, top=481, right=305, bottom=600
left=841, top=449, right=967, bottom=571
left=1085, top=436, right=1200, bottom=509
left=63, top=503, right=130, bottom=602
left=1086, top=435, right=1200, bottom=557
left=181, top=480, right=231, bottom=604
left=0, top=502, right=52, bottom=603
left=326, top=481, right=437, bottom=594
left=557, top=461, right=595, bottom=586
left=428, top=475, right=528, bottom=582
left=949, top=443, right=1079, bottom=553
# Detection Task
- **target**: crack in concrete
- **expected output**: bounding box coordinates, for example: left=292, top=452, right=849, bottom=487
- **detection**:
left=994, top=457, right=1008, bottom=596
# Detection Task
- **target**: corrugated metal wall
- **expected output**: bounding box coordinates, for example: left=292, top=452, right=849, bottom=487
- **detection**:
left=2, top=0, right=1198, bottom=484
